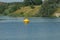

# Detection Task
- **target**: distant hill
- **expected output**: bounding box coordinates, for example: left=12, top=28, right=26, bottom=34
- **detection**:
left=0, top=2, right=6, bottom=4
left=0, top=2, right=7, bottom=5
left=0, top=1, right=60, bottom=17
left=0, top=2, right=41, bottom=17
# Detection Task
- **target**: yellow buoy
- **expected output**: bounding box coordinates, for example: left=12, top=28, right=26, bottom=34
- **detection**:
left=24, top=18, right=30, bottom=24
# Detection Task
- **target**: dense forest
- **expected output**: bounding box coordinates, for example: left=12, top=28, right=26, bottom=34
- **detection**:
left=0, top=0, right=60, bottom=17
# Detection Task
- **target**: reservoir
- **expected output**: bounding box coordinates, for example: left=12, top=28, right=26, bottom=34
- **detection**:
left=0, top=17, right=60, bottom=40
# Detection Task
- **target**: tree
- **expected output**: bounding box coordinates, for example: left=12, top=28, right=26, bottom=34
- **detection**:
left=24, top=0, right=42, bottom=6
left=38, top=0, right=58, bottom=17
left=0, top=5, right=6, bottom=14
left=31, top=0, right=42, bottom=5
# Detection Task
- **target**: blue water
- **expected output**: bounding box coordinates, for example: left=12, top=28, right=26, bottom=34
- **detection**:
left=0, top=18, right=60, bottom=40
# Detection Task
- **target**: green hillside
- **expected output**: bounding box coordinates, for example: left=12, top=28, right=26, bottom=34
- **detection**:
left=0, top=1, right=42, bottom=17
left=8, top=5, right=41, bottom=17
left=0, top=0, right=60, bottom=17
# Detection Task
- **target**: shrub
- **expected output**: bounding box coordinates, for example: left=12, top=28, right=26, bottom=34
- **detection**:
left=30, top=5, right=35, bottom=9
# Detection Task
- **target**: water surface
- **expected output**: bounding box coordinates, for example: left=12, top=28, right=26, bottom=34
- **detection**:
left=0, top=17, right=60, bottom=40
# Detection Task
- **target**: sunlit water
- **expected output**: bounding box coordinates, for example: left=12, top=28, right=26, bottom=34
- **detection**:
left=0, top=17, right=60, bottom=40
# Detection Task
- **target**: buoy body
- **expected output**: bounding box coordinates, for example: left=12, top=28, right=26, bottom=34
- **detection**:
left=24, top=18, right=30, bottom=24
